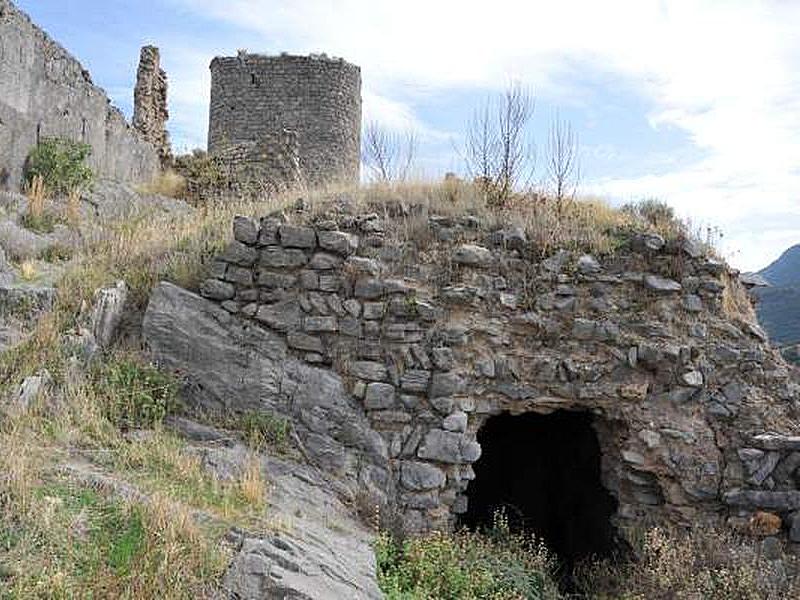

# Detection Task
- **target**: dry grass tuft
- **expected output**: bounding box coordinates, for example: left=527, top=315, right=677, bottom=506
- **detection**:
left=138, top=169, right=188, bottom=199
left=26, top=174, right=47, bottom=218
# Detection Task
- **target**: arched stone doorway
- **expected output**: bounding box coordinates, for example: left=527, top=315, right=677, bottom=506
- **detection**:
left=460, top=410, right=620, bottom=571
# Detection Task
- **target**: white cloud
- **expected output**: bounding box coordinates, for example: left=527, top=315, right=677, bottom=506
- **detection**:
left=168, top=0, right=800, bottom=270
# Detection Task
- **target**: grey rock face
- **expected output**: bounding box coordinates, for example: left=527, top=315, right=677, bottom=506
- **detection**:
left=318, top=231, right=358, bottom=256
left=91, top=280, right=128, bottom=349
left=142, top=283, right=388, bottom=490
left=418, top=429, right=481, bottom=464
left=644, top=274, right=682, bottom=293
left=401, top=461, right=446, bottom=491
left=280, top=225, right=317, bottom=249
left=232, top=215, right=259, bottom=245
left=222, top=453, right=381, bottom=600
left=453, top=244, right=493, bottom=267
left=200, top=278, right=235, bottom=300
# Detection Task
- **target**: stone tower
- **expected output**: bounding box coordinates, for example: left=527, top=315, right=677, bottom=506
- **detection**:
left=133, top=45, right=171, bottom=167
left=207, top=52, right=361, bottom=188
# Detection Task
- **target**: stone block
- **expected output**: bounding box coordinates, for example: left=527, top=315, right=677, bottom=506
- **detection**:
left=418, top=429, right=481, bottom=464
left=260, top=247, right=309, bottom=268
left=401, top=370, right=431, bottom=393
left=304, top=316, right=337, bottom=333
left=355, top=278, right=385, bottom=299
left=365, top=383, right=396, bottom=410
left=453, top=244, right=493, bottom=267
left=233, top=215, right=259, bottom=245
left=351, top=361, right=388, bottom=382
left=318, top=230, right=358, bottom=255
left=400, top=462, right=446, bottom=491
left=309, top=252, right=342, bottom=270
left=200, top=278, right=235, bottom=300
left=287, top=332, right=324, bottom=353
left=279, top=224, right=316, bottom=248
left=221, top=241, right=258, bottom=267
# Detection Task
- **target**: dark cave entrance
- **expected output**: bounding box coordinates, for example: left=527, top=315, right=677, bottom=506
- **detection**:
left=460, top=410, right=619, bottom=573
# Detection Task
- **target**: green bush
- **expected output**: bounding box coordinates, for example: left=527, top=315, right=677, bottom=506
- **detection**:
left=98, top=357, right=177, bottom=428
left=24, top=137, right=94, bottom=195
left=376, top=513, right=561, bottom=600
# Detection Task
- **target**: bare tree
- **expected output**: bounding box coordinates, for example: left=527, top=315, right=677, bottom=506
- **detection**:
left=362, top=121, right=418, bottom=183
left=463, top=82, right=535, bottom=205
left=546, top=114, right=580, bottom=213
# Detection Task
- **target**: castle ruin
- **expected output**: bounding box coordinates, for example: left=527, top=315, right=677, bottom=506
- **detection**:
left=208, top=51, right=362, bottom=190
left=133, top=45, right=172, bottom=168
left=0, top=0, right=162, bottom=190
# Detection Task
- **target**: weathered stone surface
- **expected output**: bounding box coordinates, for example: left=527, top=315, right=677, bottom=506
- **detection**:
left=577, top=254, right=601, bottom=274
left=364, top=383, right=395, bottom=410
left=309, top=252, right=342, bottom=270
left=287, top=332, right=324, bottom=353
left=279, top=225, right=317, bottom=248
left=401, top=370, right=431, bottom=393
left=443, top=411, right=468, bottom=433
left=400, top=462, right=446, bottom=491
left=221, top=241, right=258, bottom=267
left=453, top=244, right=493, bottom=267
left=223, top=454, right=381, bottom=599
left=724, top=490, right=800, bottom=511
left=354, top=278, right=385, bottom=299
left=429, top=373, right=465, bottom=398
left=142, top=283, right=388, bottom=492
left=318, top=231, right=358, bottom=255
left=351, top=361, right=388, bottom=382
left=418, top=429, right=481, bottom=464
left=644, top=274, right=682, bottom=293
left=200, top=278, right=235, bottom=301
left=232, top=215, right=259, bottom=245
left=260, top=247, right=309, bottom=268
left=255, top=300, right=301, bottom=332
left=91, top=280, right=128, bottom=349
left=304, top=316, right=337, bottom=333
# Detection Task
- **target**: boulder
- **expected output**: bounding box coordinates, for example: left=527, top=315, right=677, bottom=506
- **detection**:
left=91, top=280, right=128, bottom=349
left=142, top=282, right=388, bottom=486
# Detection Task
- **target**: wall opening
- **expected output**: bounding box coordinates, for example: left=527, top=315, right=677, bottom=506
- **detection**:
left=460, top=410, right=620, bottom=577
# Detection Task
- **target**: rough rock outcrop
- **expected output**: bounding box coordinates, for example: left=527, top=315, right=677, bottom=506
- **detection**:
left=143, top=282, right=390, bottom=508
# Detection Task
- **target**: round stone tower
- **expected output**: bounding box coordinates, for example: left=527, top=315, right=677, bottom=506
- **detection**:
left=208, top=51, right=361, bottom=188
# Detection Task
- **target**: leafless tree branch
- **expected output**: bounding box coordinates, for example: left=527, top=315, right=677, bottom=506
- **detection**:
left=362, top=121, right=418, bottom=183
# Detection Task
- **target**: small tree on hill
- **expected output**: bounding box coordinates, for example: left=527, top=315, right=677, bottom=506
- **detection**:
left=464, top=82, right=535, bottom=206
left=362, top=121, right=418, bottom=183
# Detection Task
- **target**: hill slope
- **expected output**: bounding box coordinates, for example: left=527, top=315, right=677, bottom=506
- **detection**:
left=755, top=244, right=800, bottom=347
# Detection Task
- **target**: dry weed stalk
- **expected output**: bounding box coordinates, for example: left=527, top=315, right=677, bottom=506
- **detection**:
left=26, top=174, right=47, bottom=219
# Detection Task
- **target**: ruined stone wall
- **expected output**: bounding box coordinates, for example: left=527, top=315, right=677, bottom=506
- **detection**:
left=0, top=0, right=160, bottom=191
left=169, top=208, right=800, bottom=543
left=208, top=52, right=361, bottom=188
left=133, top=45, right=171, bottom=168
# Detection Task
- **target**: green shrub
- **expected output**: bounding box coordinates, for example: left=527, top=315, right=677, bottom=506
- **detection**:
left=24, top=137, right=94, bottom=195
left=376, top=513, right=561, bottom=600
left=97, top=357, right=177, bottom=428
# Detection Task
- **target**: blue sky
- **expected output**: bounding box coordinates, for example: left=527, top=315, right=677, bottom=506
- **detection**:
left=15, top=0, right=800, bottom=271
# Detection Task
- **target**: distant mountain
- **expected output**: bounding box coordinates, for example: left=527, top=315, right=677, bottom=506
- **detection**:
left=754, top=244, right=800, bottom=351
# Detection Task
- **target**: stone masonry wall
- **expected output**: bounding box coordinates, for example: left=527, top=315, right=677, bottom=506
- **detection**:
left=133, top=45, right=171, bottom=168
left=187, top=210, right=800, bottom=543
left=208, top=52, right=361, bottom=188
left=0, top=0, right=160, bottom=191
